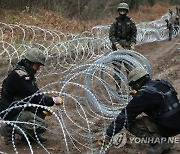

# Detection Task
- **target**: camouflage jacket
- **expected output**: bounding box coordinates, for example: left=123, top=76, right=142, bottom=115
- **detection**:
left=109, top=15, right=137, bottom=48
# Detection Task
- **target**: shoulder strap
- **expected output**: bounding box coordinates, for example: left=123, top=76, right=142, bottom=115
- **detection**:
left=139, top=80, right=160, bottom=94
left=152, top=79, right=180, bottom=119
left=160, top=79, right=177, bottom=94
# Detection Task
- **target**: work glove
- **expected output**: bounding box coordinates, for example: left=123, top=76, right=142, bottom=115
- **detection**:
left=115, top=43, right=123, bottom=50
left=98, top=135, right=112, bottom=146
left=130, top=89, right=137, bottom=95
left=53, top=96, right=63, bottom=105
left=43, top=106, right=54, bottom=116
left=130, top=43, right=136, bottom=50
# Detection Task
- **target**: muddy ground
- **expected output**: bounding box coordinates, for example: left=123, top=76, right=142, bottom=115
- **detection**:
left=0, top=35, right=180, bottom=154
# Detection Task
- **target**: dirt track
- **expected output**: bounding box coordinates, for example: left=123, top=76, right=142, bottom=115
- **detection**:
left=0, top=36, right=180, bottom=154
left=137, top=36, right=180, bottom=97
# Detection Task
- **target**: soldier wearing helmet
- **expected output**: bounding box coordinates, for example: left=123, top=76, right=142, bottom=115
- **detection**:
left=109, top=2, right=137, bottom=93
left=0, top=48, right=63, bottom=145
left=174, top=16, right=179, bottom=35
left=109, top=2, right=137, bottom=50
left=165, top=18, right=173, bottom=41
left=176, top=6, right=179, bottom=16
left=104, top=67, right=180, bottom=153
left=24, top=48, right=46, bottom=65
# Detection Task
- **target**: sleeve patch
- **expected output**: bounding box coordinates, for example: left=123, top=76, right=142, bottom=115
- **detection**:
left=25, top=76, right=31, bottom=80
left=15, top=69, right=28, bottom=77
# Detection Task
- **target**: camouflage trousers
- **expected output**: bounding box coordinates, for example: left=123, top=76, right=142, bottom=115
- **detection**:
left=127, top=116, right=161, bottom=139
left=127, top=116, right=178, bottom=139
left=0, top=111, right=48, bottom=141
left=113, top=59, right=133, bottom=90
left=127, top=116, right=177, bottom=154
left=112, top=44, right=134, bottom=90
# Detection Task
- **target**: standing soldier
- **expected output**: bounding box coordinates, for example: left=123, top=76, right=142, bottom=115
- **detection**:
left=109, top=2, right=137, bottom=92
left=0, top=48, right=63, bottom=145
left=174, top=16, right=180, bottom=35
left=176, top=6, right=179, bottom=16
left=168, top=18, right=173, bottom=41
left=109, top=2, right=137, bottom=50
left=165, top=18, right=173, bottom=41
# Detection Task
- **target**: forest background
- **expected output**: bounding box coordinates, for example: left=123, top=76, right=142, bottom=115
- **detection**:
left=0, top=0, right=179, bottom=32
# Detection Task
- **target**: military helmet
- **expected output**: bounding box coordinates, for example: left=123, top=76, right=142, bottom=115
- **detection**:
left=128, top=67, right=149, bottom=84
left=117, top=2, right=129, bottom=12
left=24, top=48, right=46, bottom=66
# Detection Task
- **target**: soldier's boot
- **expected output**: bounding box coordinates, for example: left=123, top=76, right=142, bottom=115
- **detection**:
left=0, top=125, right=19, bottom=145
left=147, top=141, right=173, bottom=154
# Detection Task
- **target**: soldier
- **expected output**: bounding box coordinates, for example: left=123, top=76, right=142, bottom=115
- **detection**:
left=165, top=18, right=173, bottom=41
left=102, top=67, right=180, bottom=154
left=176, top=6, right=179, bottom=16
left=109, top=2, right=137, bottom=92
left=0, top=48, right=63, bottom=145
left=109, top=2, right=137, bottom=50
left=174, top=16, right=180, bottom=35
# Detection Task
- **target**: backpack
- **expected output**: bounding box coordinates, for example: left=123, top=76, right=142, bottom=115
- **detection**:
left=142, top=79, right=180, bottom=119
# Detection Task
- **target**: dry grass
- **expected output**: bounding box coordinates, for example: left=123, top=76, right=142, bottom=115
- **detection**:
left=129, top=3, right=174, bottom=22
left=0, top=3, right=176, bottom=33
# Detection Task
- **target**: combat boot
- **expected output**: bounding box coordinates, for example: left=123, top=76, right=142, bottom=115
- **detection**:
left=147, top=141, right=173, bottom=154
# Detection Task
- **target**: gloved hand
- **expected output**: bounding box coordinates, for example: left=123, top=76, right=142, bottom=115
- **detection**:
left=53, top=96, right=63, bottom=105
left=130, top=43, right=136, bottom=50
left=115, top=43, right=123, bottom=50
left=130, top=89, right=137, bottom=95
left=43, top=107, right=54, bottom=116
left=98, top=135, right=112, bottom=146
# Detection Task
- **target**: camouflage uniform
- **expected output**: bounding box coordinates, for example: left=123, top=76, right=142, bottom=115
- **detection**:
left=109, top=15, right=137, bottom=89
left=109, top=15, right=137, bottom=50
left=0, top=111, right=48, bottom=144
